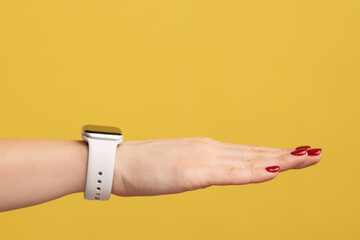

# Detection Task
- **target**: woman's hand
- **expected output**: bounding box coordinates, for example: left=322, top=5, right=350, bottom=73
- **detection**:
left=112, top=137, right=322, bottom=196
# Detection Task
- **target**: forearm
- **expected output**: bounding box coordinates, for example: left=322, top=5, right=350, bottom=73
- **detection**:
left=0, top=138, right=88, bottom=212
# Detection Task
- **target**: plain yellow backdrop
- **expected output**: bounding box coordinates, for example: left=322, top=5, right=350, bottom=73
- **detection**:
left=0, top=0, right=359, bottom=239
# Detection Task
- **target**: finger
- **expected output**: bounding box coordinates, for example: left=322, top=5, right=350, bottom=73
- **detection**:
left=199, top=148, right=320, bottom=186
left=202, top=165, right=280, bottom=186
left=211, top=149, right=308, bottom=172
left=250, top=150, right=309, bottom=172
left=218, top=145, right=295, bottom=159
left=207, top=147, right=308, bottom=170
left=294, top=148, right=322, bottom=169
left=219, top=141, right=297, bottom=154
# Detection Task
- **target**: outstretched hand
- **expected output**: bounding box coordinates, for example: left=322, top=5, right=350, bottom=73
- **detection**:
left=112, top=137, right=322, bottom=196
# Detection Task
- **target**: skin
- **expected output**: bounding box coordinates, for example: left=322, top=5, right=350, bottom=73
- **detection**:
left=0, top=137, right=321, bottom=212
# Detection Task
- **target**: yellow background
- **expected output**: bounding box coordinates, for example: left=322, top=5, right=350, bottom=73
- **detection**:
left=0, top=0, right=359, bottom=239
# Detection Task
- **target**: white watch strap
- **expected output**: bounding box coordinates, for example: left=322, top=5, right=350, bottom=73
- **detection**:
left=84, top=138, right=120, bottom=200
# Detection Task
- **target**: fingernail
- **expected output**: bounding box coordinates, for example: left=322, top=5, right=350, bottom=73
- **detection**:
left=307, top=148, right=322, bottom=156
left=266, top=166, right=280, bottom=173
left=291, top=149, right=307, bottom=156
left=296, top=145, right=311, bottom=151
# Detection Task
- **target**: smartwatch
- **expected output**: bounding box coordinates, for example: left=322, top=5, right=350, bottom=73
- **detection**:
left=81, top=124, right=123, bottom=200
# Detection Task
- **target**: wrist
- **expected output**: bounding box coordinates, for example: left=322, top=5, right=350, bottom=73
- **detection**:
left=70, top=140, right=88, bottom=194
left=112, top=141, right=134, bottom=196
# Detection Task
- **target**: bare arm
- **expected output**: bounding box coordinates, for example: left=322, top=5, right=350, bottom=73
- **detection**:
left=0, top=137, right=322, bottom=212
left=0, top=139, right=88, bottom=212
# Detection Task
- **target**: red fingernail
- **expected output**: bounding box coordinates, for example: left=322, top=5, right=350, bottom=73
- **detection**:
left=307, top=148, right=322, bottom=156
left=266, top=166, right=280, bottom=173
left=296, top=145, right=311, bottom=151
left=291, top=149, right=307, bottom=156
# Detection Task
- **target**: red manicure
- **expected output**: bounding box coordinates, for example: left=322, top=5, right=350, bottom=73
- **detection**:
left=296, top=145, right=311, bottom=151
left=266, top=166, right=280, bottom=173
left=307, top=148, right=322, bottom=156
left=291, top=149, right=307, bottom=156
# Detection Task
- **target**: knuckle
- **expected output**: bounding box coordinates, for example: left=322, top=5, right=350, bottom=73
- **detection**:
left=191, top=136, right=218, bottom=144
left=282, top=153, right=307, bottom=165
left=180, top=170, right=200, bottom=191
left=242, top=158, right=255, bottom=183
left=180, top=163, right=212, bottom=191
left=223, top=166, right=238, bottom=177
left=249, top=145, right=261, bottom=151
left=187, top=137, right=218, bottom=157
left=221, top=166, right=240, bottom=185
left=283, top=148, right=293, bottom=153
left=242, top=158, right=254, bottom=169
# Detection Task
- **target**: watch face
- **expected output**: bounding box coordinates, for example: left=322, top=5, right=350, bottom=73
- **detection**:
left=82, top=125, right=122, bottom=136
